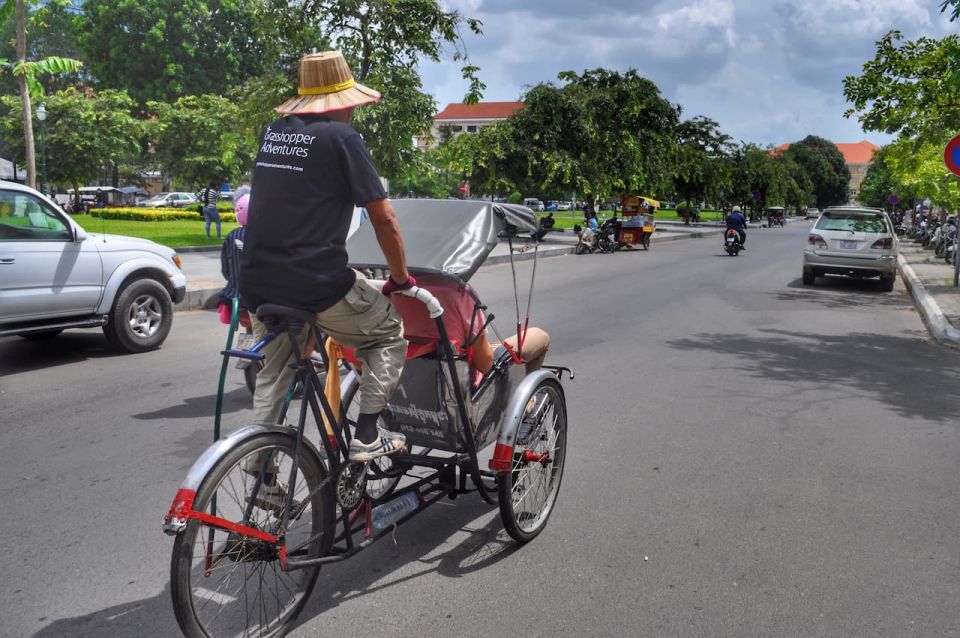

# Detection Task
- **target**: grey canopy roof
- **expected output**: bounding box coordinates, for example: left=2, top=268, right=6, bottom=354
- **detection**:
left=347, top=199, right=537, bottom=281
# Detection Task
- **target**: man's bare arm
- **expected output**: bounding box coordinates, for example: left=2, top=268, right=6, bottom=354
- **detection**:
left=365, top=198, right=410, bottom=284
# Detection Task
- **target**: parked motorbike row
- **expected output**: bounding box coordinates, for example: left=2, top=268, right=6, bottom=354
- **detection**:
left=914, top=217, right=957, bottom=264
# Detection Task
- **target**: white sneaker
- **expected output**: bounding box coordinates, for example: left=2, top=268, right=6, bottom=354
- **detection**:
left=349, top=428, right=406, bottom=462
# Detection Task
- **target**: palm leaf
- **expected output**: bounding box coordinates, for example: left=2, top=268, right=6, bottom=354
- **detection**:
left=31, top=56, right=83, bottom=75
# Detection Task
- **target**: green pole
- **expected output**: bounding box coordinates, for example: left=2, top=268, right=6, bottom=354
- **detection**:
left=214, top=297, right=240, bottom=443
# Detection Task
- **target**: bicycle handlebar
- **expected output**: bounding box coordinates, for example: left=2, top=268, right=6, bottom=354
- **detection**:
left=396, top=285, right=444, bottom=319
left=367, top=280, right=444, bottom=319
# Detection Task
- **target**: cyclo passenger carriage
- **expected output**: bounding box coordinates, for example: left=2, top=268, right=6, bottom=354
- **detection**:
left=162, top=199, right=573, bottom=637
left=616, top=195, right=657, bottom=249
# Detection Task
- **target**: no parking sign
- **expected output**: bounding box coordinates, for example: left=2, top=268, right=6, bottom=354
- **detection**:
left=945, top=134, right=960, bottom=176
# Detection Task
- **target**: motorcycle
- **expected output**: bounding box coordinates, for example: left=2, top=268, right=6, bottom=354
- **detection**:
left=575, top=219, right=617, bottom=254
left=723, top=229, right=743, bottom=256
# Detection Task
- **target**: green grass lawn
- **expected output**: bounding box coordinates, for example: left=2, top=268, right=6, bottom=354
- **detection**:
left=70, top=207, right=730, bottom=248
left=540, top=208, right=724, bottom=229
left=74, top=215, right=239, bottom=247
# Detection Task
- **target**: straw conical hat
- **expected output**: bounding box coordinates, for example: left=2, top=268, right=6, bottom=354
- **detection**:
left=276, top=51, right=381, bottom=115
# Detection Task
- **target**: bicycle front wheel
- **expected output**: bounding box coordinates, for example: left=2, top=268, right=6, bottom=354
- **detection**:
left=170, top=432, right=334, bottom=637
left=498, top=378, right=567, bottom=542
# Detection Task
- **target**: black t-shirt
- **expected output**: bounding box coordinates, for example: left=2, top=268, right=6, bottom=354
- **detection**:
left=240, top=116, right=387, bottom=312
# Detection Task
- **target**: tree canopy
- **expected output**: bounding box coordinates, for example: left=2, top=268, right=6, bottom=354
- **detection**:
left=843, top=31, right=960, bottom=145
left=783, top=136, right=850, bottom=209
left=147, top=94, right=252, bottom=188
left=0, top=87, right=141, bottom=192
left=77, top=0, right=267, bottom=105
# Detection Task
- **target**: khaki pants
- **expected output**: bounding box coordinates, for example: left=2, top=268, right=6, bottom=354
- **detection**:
left=250, top=273, right=406, bottom=423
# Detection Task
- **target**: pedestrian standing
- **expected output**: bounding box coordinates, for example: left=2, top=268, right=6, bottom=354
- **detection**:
left=95, top=188, right=106, bottom=210
left=197, top=181, right=222, bottom=239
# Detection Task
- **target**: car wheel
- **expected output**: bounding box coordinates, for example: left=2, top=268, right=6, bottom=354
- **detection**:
left=20, top=329, right=63, bottom=341
left=802, top=267, right=816, bottom=285
left=103, top=279, right=173, bottom=353
left=879, top=273, right=895, bottom=292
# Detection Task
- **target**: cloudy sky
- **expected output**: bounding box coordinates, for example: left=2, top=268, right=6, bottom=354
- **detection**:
left=420, top=0, right=957, bottom=147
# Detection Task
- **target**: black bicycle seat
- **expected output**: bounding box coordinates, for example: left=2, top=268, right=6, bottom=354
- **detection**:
left=255, top=304, right=315, bottom=332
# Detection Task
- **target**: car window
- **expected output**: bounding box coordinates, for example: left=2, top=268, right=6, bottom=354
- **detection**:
left=816, top=212, right=887, bottom=233
left=0, top=190, right=72, bottom=241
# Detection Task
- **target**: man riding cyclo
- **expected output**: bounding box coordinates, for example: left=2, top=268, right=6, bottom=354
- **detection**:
left=241, top=51, right=414, bottom=464
left=241, top=51, right=550, bottom=475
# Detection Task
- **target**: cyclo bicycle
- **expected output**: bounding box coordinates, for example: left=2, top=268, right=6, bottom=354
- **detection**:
left=162, top=199, right=573, bottom=637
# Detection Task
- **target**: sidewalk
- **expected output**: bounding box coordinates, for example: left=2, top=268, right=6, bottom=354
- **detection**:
left=897, top=241, right=960, bottom=348
left=173, top=222, right=726, bottom=312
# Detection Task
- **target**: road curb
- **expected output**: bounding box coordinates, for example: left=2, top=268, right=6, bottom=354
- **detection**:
left=175, top=245, right=222, bottom=254
left=897, top=255, right=960, bottom=349
left=174, top=227, right=723, bottom=312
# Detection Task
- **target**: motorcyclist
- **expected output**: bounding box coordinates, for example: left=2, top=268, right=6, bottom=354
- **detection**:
left=725, top=205, right=747, bottom=249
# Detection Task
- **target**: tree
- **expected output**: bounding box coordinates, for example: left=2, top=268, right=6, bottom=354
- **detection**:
left=437, top=120, right=523, bottom=197
left=771, top=154, right=814, bottom=213
left=941, top=0, right=960, bottom=21
left=0, top=88, right=142, bottom=194
left=236, top=0, right=485, bottom=182
left=77, top=0, right=267, bottom=105
left=0, top=0, right=83, bottom=189
left=884, top=136, right=960, bottom=213
left=147, top=94, right=253, bottom=189
left=672, top=116, right=733, bottom=211
left=843, top=31, right=960, bottom=144
left=784, top=135, right=850, bottom=209
left=726, top=144, right=779, bottom=217
left=857, top=147, right=912, bottom=210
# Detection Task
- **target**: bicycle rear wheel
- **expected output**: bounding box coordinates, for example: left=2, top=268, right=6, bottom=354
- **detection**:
left=171, top=432, right=334, bottom=637
left=498, top=378, right=567, bottom=542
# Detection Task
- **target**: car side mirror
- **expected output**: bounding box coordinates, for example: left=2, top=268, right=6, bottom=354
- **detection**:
left=74, top=225, right=88, bottom=242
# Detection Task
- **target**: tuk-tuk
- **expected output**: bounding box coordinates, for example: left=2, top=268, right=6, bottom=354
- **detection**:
left=617, top=195, right=657, bottom=249
left=767, top=206, right=785, bottom=227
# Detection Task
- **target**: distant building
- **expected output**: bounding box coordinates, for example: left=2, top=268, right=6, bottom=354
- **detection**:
left=771, top=140, right=880, bottom=202
left=418, top=101, right=524, bottom=150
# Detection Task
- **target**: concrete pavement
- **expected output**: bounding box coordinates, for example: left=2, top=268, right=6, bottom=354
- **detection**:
left=897, top=240, right=960, bottom=348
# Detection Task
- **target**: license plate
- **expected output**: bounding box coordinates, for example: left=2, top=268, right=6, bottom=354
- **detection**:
left=839, top=240, right=857, bottom=249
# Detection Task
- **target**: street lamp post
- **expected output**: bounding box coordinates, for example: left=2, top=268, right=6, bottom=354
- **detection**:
left=36, top=103, right=48, bottom=195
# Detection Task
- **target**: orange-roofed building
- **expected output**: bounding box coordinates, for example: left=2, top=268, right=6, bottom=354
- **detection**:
left=418, top=101, right=524, bottom=149
left=771, top=140, right=880, bottom=202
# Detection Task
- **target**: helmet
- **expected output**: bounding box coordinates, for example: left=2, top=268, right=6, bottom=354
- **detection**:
left=234, top=194, right=250, bottom=226
left=732, top=205, right=741, bottom=213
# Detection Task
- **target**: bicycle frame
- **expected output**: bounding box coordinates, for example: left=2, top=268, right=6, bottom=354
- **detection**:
left=164, top=294, right=527, bottom=572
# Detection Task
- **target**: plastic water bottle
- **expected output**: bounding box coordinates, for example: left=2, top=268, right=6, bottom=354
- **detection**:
left=372, top=491, right=420, bottom=531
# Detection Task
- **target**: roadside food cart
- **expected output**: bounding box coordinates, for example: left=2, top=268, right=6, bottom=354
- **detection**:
left=617, top=195, right=658, bottom=249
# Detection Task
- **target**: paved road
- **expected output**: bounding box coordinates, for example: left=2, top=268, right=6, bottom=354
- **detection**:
left=2, top=223, right=959, bottom=636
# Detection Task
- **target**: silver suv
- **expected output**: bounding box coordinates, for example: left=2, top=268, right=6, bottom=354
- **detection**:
left=0, top=181, right=186, bottom=352
left=802, top=206, right=898, bottom=292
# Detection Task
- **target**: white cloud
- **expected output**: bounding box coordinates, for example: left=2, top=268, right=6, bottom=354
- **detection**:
left=420, top=0, right=949, bottom=145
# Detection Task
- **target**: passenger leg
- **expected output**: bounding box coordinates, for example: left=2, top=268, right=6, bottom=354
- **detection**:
left=504, top=327, right=551, bottom=374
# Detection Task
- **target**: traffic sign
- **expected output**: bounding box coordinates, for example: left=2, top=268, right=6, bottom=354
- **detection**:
left=752, top=190, right=761, bottom=201
left=888, top=194, right=899, bottom=205
left=945, top=134, right=960, bottom=176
